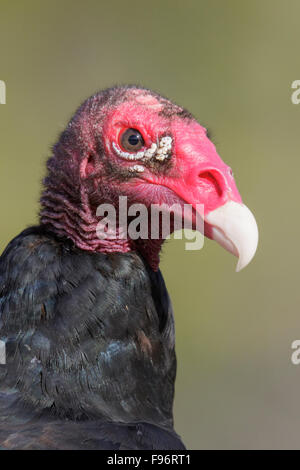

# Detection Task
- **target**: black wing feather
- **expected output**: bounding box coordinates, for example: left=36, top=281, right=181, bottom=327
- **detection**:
left=0, top=227, right=184, bottom=449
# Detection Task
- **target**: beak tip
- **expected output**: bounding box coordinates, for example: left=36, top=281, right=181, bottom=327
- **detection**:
left=236, top=244, right=258, bottom=272
left=205, top=201, right=259, bottom=272
left=235, top=263, right=241, bottom=273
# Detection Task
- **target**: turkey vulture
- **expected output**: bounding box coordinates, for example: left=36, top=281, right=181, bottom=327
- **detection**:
left=0, top=86, right=258, bottom=450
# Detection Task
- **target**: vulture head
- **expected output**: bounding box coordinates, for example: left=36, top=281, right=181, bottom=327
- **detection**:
left=40, top=85, right=258, bottom=271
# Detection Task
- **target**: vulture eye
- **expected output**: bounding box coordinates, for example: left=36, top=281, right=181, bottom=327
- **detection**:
left=120, top=128, right=144, bottom=152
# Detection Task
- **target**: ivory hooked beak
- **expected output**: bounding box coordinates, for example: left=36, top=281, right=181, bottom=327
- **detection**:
left=205, top=201, right=259, bottom=272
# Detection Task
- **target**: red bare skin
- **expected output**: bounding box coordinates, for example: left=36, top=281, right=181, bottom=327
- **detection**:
left=40, top=86, right=243, bottom=270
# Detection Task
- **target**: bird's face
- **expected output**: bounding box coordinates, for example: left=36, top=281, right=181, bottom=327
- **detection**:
left=81, top=89, right=257, bottom=271
left=47, top=87, right=257, bottom=270
left=102, top=97, right=241, bottom=212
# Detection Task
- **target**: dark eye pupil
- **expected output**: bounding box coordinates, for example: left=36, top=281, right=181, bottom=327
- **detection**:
left=128, top=134, right=140, bottom=146
left=121, top=128, right=144, bottom=152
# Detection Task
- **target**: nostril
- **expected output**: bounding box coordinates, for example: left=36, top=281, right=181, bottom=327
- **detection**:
left=198, top=171, right=223, bottom=197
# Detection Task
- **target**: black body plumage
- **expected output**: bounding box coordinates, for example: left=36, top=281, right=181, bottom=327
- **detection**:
left=0, top=226, right=185, bottom=449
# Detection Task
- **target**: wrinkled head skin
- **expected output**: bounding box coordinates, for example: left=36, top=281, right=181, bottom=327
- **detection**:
left=40, top=85, right=258, bottom=271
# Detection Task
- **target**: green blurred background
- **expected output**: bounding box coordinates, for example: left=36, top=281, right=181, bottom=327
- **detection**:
left=0, top=0, right=299, bottom=449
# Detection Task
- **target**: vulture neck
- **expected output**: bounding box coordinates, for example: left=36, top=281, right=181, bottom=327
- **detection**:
left=40, top=179, right=164, bottom=271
